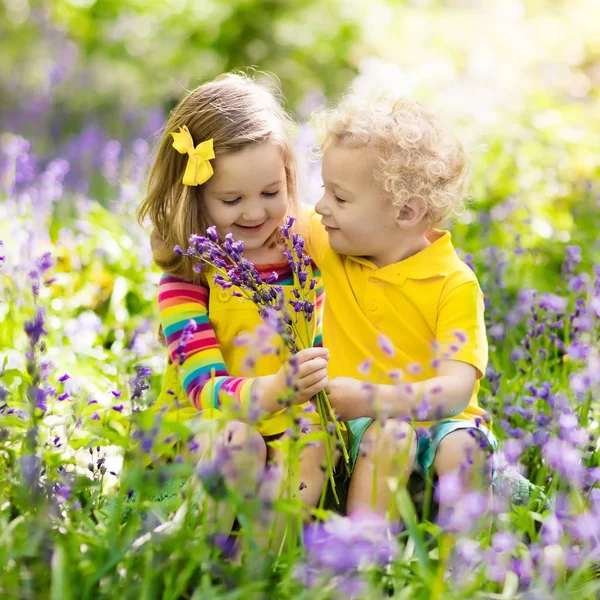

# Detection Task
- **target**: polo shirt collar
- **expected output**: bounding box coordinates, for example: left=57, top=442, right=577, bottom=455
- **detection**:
left=348, top=229, right=459, bottom=284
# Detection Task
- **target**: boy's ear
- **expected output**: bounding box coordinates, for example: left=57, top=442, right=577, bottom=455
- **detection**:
left=395, top=196, right=428, bottom=228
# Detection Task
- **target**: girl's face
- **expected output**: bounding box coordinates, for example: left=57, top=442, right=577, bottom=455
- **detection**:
left=202, top=141, right=289, bottom=258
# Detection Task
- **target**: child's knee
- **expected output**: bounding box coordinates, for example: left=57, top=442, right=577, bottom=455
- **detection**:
left=223, top=420, right=267, bottom=464
left=433, top=429, right=490, bottom=477
left=362, top=419, right=416, bottom=459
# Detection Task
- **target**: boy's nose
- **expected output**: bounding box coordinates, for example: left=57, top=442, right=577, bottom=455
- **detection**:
left=315, top=196, right=328, bottom=216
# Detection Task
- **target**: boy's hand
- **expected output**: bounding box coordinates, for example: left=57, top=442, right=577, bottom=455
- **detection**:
left=325, top=377, right=376, bottom=421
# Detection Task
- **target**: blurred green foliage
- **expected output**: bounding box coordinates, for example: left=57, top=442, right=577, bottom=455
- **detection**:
left=3, top=1, right=600, bottom=597
left=1, top=0, right=362, bottom=142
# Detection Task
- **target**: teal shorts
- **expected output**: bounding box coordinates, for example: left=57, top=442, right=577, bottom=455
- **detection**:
left=348, top=417, right=498, bottom=478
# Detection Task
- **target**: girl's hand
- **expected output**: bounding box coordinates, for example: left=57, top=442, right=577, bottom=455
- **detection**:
left=253, top=348, right=329, bottom=413
left=283, top=347, right=330, bottom=405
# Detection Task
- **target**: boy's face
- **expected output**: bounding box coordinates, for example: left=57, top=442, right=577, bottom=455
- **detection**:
left=315, top=143, right=399, bottom=267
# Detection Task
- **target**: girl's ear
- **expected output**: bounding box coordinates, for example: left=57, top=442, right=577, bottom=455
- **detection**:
left=395, top=195, right=428, bottom=228
left=150, top=229, right=162, bottom=251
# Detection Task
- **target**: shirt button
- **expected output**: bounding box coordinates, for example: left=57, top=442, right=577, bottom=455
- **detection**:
left=217, top=288, right=231, bottom=302
left=368, top=301, right=378, bottom=311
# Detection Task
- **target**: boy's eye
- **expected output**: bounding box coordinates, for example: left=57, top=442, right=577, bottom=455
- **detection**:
left=262, top=190, right=279, bottom=197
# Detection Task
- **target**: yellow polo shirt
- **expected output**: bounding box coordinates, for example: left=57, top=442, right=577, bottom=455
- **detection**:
left=307, top=214, right=490, bottom=429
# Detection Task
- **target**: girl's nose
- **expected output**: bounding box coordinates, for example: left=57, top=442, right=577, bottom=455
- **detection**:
left=242, top=202, right=267, bottom=223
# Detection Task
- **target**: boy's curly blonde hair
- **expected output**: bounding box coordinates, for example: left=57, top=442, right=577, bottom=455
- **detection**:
left=314, top=91, right=469, bottom=224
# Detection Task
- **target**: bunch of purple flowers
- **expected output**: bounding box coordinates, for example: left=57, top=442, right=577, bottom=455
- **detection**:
left=295, top=511, right=400, bottom=597
left=179, top=217, right=349, bottom=501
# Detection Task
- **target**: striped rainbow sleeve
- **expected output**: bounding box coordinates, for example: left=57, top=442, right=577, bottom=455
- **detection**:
left=312, top=267, right=324, bottom=348
left=157, top=273, right=256, bottom=411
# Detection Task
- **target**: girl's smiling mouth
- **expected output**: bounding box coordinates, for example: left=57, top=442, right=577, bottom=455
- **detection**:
left=234, top=221, right=266, bottom=232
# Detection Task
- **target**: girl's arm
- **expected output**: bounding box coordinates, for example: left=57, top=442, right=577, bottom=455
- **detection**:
left=158, top=274, right=328, bottom=416
left=158, top=274, right=256, bottom=411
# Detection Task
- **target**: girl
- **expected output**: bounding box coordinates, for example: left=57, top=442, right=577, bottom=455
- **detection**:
left=137, top=72, right=329, bottom=546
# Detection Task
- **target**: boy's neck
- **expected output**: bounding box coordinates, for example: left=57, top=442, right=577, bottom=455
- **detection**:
left=368, top=227, right=435, bottom=268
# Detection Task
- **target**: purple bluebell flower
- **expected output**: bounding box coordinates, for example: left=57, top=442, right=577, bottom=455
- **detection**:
left=176, top=319, right=198, bottom=364
left=20, top=454, right=41, bottom=489
left=35, top=252, right=54, bottom=277
left=140, top=436, right=153, bottom=454
left=55, top=482, right=72, bottom=504
left=568, top=511, right=600, bottom=543
left=539, top=293, right=568, bottom=314
left=33, top=387, right=48, bottom=412
left=130, top=365, right=152, bottom=400
left=541, top=514, right=563, bottom=545
left=414, top=396, right=431, bottom=421
left=197, top=449, right=230, bottom=500
left=302, top=511, right=399, bottom=578
left=24, top=308, right=47, bottom=347
left=206, top=226, right=219, bottom=242
left=492, top=531, right=517, bottom=553
left=377, top=333, right=395, bottom=357
left=543, top=437, right=585, bottom=487
left=280, top=216, right=295, bottom=239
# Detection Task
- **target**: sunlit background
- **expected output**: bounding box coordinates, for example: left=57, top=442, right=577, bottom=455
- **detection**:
left=2, top=2, right=600, bottom=596
left=2, top=0, right=600, bottom=461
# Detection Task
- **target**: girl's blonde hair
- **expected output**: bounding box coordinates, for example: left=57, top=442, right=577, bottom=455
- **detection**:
left=314, top=90, right=469, bottom=225
left=137, top=72, right=297, bottom=282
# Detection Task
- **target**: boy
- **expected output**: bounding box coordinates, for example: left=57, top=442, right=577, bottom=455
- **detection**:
left=308, top=91, right=496, bottom=518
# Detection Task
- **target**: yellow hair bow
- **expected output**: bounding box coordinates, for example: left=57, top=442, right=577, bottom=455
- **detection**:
left=171, top=125, right=215, bottom=186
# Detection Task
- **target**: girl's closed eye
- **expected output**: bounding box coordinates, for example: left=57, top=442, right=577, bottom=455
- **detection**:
left=221, top=197, right=241, bottom=205
left=262, top=189, right=280, bottom=197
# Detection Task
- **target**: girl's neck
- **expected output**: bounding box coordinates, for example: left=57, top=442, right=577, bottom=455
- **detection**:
left=244, top=242, right=286, bottom=265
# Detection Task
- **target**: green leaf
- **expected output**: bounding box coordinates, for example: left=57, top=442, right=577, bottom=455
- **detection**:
left=0, top=368, right=25, bottom=387
left=51, top=544, right=72, bottom=600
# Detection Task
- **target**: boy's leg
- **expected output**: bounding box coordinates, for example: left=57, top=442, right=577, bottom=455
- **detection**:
left=431, top=423, right=495, bottom=507
left=347, top=419, right=417, bottom=517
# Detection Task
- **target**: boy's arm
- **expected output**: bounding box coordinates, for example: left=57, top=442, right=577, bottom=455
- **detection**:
left=326, top=360, right=475, bottom=421
left=376, top=359, right=476, bottom=419
left=327, top=277, right=486, bottom=421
